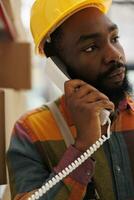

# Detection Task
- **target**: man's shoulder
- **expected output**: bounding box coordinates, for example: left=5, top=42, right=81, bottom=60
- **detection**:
left=17, top=104, right=55, bottom=125
left=14, top=99, right=64, bottom=141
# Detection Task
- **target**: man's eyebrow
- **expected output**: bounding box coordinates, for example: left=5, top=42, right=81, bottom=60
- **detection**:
left=77, top=24, right=119, bottom=45
left=77, top=33, right=101, bottom=44
left=108, top=23, right=118, bottom=32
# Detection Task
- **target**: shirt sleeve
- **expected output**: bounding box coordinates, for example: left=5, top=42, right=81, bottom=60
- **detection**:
left=54, top=145, right=95, bottom=185
left=7, top=121, right=95, bottom=200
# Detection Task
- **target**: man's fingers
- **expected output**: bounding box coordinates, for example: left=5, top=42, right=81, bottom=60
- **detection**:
left=83, top=90, right=109, bottom=102
left=91, top=99, right=115, bottom=112
left=65, top=79, right=98, bottom=97
left=64, top=79, right=86, bottom=96
left=72, top=84, right=98, bottom=98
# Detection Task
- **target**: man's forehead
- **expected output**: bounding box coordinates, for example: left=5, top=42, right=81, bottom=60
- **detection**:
left=60, top=7, right=117, bottom=42
left=61, top=7, right=114, bottom=33
left=77, top=23, right=118, bottom=43
left=62, top=7, right=106, bottom=27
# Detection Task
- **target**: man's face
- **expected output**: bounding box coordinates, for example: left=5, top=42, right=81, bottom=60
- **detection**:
left=57, top=7, right=128, bottom=97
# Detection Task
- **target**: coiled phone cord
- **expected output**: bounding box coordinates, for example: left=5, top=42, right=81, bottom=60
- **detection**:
left=28, top=118, right=111, bottom=200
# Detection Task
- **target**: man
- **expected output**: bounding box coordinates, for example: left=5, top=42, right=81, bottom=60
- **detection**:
left=7, top=0, right=134, bottom=200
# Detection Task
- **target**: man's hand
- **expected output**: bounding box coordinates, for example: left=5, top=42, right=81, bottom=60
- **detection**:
left=64, top=79, right=114, bottom=152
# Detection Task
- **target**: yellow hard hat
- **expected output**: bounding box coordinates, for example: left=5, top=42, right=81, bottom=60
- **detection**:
left=30, top=0, right=112, bottom=56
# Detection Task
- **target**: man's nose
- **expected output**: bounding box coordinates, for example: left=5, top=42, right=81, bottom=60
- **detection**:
left=103, top=43, right=122, bottom=64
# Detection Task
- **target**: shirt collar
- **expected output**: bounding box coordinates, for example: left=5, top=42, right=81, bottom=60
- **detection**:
left=118, top=95, right=134, bottom=111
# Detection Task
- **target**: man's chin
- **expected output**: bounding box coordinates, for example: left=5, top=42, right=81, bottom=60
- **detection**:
left=96, top=77, right=132, bottom=105
left=104, top=80, right=124, bottom=90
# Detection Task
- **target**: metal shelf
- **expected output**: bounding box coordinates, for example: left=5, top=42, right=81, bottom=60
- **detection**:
left=0, top=1, right=17, bottom=40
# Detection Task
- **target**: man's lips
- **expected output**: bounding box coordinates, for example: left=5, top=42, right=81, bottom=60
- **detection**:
left=103, top=67, right=126, bottom=85
left=107, top=67, right=125, bottom=78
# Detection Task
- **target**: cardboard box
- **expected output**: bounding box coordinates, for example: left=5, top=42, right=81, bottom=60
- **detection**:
left=0, top=42, right=31, bottom=89
left=0, top=90, right=7, bottom=184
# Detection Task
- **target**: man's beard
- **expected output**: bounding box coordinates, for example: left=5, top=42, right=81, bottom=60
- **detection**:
left=67, top=62, right=132, bottom=107
left=96, top=73, right=131, bottom=104
left=92, top=63, right=132, bottom=106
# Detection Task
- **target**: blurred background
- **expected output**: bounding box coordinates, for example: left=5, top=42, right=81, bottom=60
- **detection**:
left=0, top=0, right=134, bottom=199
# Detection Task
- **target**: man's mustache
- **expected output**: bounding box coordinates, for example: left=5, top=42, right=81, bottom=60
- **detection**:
left=99, top=62, right=126, bottom=80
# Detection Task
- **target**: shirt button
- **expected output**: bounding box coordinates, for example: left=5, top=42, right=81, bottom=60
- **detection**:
left=87, top=172, right=91, bottom=176
left=116, top=166, right=121, bottom=173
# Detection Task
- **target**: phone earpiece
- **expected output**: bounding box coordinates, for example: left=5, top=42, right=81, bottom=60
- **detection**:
left=45, top=57, right=69, bottom=93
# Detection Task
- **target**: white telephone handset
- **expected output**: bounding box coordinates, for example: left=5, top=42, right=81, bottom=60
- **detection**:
left=45, top=57, right=111, bottom=126
left=28, top=57, right=111, bottom=200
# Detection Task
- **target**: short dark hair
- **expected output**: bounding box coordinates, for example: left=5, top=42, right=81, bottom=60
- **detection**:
left=43, top=26, right=63, bottom=57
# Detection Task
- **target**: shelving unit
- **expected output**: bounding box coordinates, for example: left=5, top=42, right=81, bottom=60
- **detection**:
left=0, top=1, right=16, bottom=40
left=0, top=90, right=6, bottom=185
left=0, top=1, right=32, bottom=199
left=0, top=0, right=31, bottom=89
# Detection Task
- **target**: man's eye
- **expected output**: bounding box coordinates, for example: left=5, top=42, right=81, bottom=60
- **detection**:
left=112, top=36, right=120, bottom=43
left=85, top=45, right=97, bottom=52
